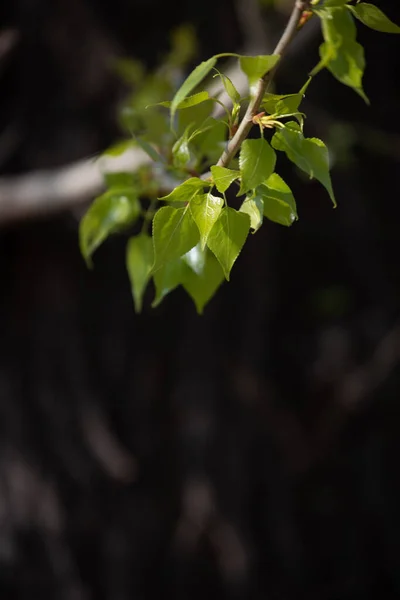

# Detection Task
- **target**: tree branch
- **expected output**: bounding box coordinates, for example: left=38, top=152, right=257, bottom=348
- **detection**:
left=216, top=0, right=311, bottom=168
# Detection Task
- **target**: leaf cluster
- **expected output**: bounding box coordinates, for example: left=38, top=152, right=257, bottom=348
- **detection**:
left=79, top=3, right=400, bottom=313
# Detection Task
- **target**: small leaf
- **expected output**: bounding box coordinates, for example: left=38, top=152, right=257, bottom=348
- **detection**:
left=170, top=56, right=217, bottom=126
left=190, top=191, right=224, bottom=250
left=206, top=207, right=250, bottom=280
left=172, top=128, right=191, bottom=167
left=272, top=122, right=336, bottom=206
left=257, top=173, right=298, bottom=227
left=320, top=38, right=368, bottom=102
left=348, top=3, right=400, bottom=33
left=152, top=258, right=186, bottom=307
left=239, top=55, right=280, bottom=94
left=262, top=93, right=303, bottom=116
left=151, top=205, right=199, bottom=273
left=150, top=91, right=210, bottom=110
left=126, top=234, right=154, bottom=312
left=239, top=138, right=276, bottom=195
left=313, top=7, right=369, bottom=102
left=210, top=165, right=240, bottom=193
left=159, top=178, right=207, bottom=203
left=239, top=196, right=264, bottom=232
left=215, top=71, right=241, bottom=105
left=262, top=173, right=298, bottom=217
left=182, top=247, right=225, bottom=314
left=80, top=188, right=140, bottom=266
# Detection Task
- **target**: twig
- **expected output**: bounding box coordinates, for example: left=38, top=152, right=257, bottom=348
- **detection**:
left=216, top=0, right=310, bottom=168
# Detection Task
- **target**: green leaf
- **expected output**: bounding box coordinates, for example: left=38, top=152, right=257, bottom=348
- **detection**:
left=214, top=70, right=241, bottom=105
left=158, top=177, right=207, bottom=203
left=262, top=93, right=303, bottom=116
left=182, top=246, right=225, bottom=314
left=239, top=196, right=264, bottom=232
left=151, top=205, right=199, bottom=273
left=152, top=258, right=185, bottom=307
left=239, top=55, right=280, bottom=94
left=80, top=188, right=140, bottom=266
left=195, top=118, right=228, bottom=164
left=313, top=7, right=369, bottom=102
left=348, top=3, right=400, bottom=33
left=206, top=207, right=250, bottom=280
left=239, top=138, right=276, bottom=195
left=126, top=234, right=154, bottom=312
left=190, top=191, right=223, bottom=249
left=149, top=91, right=210, bottom=110
left=272, top=122, right=336, bottom=206
left=257, top=173, right=298, bottom=227
left=177, top=100, right=214, bottom=136
left=170, top=56, right=217, bottom=126
left=320, top=38, right=368, bottom=102
left=172, top=128, right=191, bottom=167
left=210, top=165, right=240, bottom=193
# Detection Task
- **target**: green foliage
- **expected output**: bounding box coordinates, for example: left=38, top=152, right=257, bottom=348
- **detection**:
left=151, top=206, right=199, bottom=273
left=239, top=55, right=280, bottom=93
left=80, top=188, right=140, bottom=266
left=126, top=233, right=154, bottom=312
left=190, top=192, right=224, bottom=250
left=239, top=138, right=276, bottom=195
left=272, top=121, right=336, bottom=206
left=79, top=4, right=400, bottom=313
left=206, top=208, right=250, bottom=280
left=348, top=3, right=400, bottom=33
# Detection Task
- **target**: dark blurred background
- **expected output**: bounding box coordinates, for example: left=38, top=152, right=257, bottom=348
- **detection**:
left=0, top=1, right=400, bottom=598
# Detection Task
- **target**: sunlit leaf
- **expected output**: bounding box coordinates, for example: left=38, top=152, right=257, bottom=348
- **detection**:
left=80, top=188, right=140, bottom=266
left=348, top=3, right=400, bottom=33
left=239, top=137, right=276, bottom=195
left=206, top=207, right=250, bottom=280
left=151, top=205, right=199, bottom=273
left=313, top=7, right=369, bottom=102
left=239, top=55, right=280, bottom=94
left=214, top=70, right=241, bottom=104
left=262, top=93, right=303, bottom=116
left=150, top=91, right=210, bottom=110
left=172, top=128, right=191, bottom=167
left=158, top=177, right=207, bottom=203
left=182, top=246, right=225, bottom=313
left=257, top=173, right=298, bottom=227
left=239, top=196, right=264, bottom=232
left=190, top=191, right=224, bottom=249
left=126, top=234, right=154, bottom=312
left=170, top=56, right=217, bottom=126
left=210, top=165, right=240, bottom=193
left=272, top=121, right=336, bottom=206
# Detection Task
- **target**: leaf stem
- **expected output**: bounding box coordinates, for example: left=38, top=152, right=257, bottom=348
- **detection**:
left=216, top=0, right=311, bottom=168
